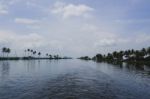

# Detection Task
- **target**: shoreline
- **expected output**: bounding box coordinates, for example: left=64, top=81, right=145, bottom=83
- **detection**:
left=0, top=57, right=72, bottom=61
left=79, top=58, right=150, bottom=66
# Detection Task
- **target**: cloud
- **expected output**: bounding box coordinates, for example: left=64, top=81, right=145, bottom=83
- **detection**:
left=14, top=18, right=40, bottom=25
left=51, top=2, right=94, bottom=18
left=0, top=30, right=70, bottom=56
left=135, top=33, right=150, bottom=43
left=8, top=0, right=20, bottom=5
left=80, top=24, right=132, bottom=53
left=115, top=19, right=150, bottom=24
left=81, top=24, right=98, bottom=33
left=0, top=30, right=46, bottom=50
left=94, top=38, right=116, bottom=47
left=0, top=3, right=8, bottom=15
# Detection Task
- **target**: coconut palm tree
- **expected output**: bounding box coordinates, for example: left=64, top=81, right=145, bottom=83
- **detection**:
left=27, top=49, right=30, bottom=57
left=46, top=53, right=49, bottom=58
left=113, top=51, right=118, bottom=59
left=118, top=51, right=124, bottom=60
left=2, top=48, right=11, bottom=58
left=54, top=55, right=58, bottom=59
left=6, top=48, right=11, bottom=57
left=33, top=51, right=36, bottom=57
left=141, top=48, right=147, bottom=56
left=38, top=52, right=41, bottom=58
left=131, top=49, right=135, bottom=54
left=30, top=50, right=33, bottom=57
left=49, top=55, right=52, bottom=59
left=2, top=47, right=7, bottom=57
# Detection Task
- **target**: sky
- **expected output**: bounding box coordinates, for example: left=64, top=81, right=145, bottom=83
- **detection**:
left=0, top=0, right=150, bottom=57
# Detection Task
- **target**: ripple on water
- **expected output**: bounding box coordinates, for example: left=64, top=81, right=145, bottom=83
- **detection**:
left=0, top=60, right=150, bottom=99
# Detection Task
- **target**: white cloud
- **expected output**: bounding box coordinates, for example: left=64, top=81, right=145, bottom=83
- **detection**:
left=51, top=2, right=94, bottom=18
left=14, top=18, right=40, bottom=25
left=115, top=19, right=150, bottom=24
left=0, top=4, right=8, bottom=15
left=8, top=0, right=20, bottom=5
left=0, top=30, right=46, bottom=50
left=135, top=33, right=150, bottom=43
left=0, top=30, right=69, bottom=56
left=94, top=38, right=116, bottom=47
left=81, top=24, right=98, bottom=33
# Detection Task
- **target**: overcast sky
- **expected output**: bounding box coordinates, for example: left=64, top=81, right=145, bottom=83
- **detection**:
left=0, top=0, right=150, bottom=57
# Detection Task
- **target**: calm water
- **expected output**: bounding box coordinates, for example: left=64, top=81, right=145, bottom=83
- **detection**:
left=0, top=59, right=150, bottom=99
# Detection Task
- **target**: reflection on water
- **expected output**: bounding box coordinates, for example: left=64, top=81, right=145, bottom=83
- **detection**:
left=0, top=61, right=10, bottom=79
left=109, top=62, right=150, bottom=76
left=0, top=60, right=150, bottom=99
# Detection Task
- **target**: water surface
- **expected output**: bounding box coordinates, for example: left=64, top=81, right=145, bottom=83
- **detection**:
left=0, top=59, right=150, bottom=99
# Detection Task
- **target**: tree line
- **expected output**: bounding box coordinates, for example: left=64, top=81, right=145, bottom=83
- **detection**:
left=24, top=49, right=64, bottom=59
left=0, top=47, right=71, bottom=60
left=79, top=47, right=150, bottom=62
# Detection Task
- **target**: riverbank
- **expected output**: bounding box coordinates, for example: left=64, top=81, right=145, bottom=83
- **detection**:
left=0, top=57, right=72, bottom=61
left=79, top=47, right=150, bottom=66
left=78, top=57, right=150, bottom=67
left=0, top=57, right=20, bottom=60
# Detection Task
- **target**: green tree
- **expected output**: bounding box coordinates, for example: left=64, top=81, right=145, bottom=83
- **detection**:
left=2, top=47, right=7, bottom=57
left=113, top=51, right=118, bottom=59
left=96, top=54, right=103, bottom=61
left=141, top=48, right=146, bottom=56
left=27, top=49, right=30, bottom=57
left=46, top=53, right=49, bottom=57
left=147, top=47, right=150, bottom=55
left=49, top=55, right=52, bottom=59
left=38, top=52, right=41, bottom=58
left=30, top=50, right=33, bottom=57
left=33, top=51, right=36, bottom=57
left=6, top=48, right=11, bottom=57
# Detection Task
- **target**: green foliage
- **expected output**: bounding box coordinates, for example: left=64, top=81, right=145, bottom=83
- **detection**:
left=93, top=47, right=150, bottom=62
left=2, top=47, right=11, bottom=57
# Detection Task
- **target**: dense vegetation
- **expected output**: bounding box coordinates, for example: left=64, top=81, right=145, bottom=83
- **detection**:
left=93, top=47, right=150, bottom=62
left=79, top=47, right=150, bottom=64
left=78, top=56, right=91, bottom=60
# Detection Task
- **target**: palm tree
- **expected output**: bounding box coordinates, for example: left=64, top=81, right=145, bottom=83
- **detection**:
left=30, top=50, right=33, bottom=57
left=2, top=48, right=11, bottom=58
left=2, top=47, right=7, bottom=57
left=27, top=49, right=30, bottom=57
left=141, top=48, right=146, bottom=56
left=128, top=50, right=131, bottom=55
left=49, top=55, right=52, bottom=59
left=113, top=51, right=118, bottom=59
left=131, top=49, right=134, bottom=54
left=46, top=53, right=49, bottom=58
left=118, top=51, right=124, bottom=60
left=33, top=51, right=36, bottom=57
left=54, top=55, right=57, bottom=59
left=38, top=52, right=41, bottom=58
left=6, top=48, right=11, bottom=57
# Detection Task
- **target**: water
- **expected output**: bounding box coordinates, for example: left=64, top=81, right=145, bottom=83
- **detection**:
left=0, top=59, right=150, bottom=99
